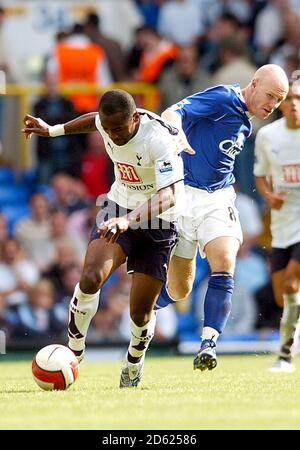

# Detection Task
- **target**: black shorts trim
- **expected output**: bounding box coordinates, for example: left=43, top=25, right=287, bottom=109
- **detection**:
left=269, top=243, right=300, bottom=273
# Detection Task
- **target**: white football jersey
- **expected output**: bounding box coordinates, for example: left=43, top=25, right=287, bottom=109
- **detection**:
left=95, top=108, right=184, bottom=222
left=254, top=117, right=300, bottom=248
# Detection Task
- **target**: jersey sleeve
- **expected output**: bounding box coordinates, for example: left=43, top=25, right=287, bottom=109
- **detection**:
left=95, top=114, right=101, bottom=132
left=253, top=129, right=271, bottom=176
left=150, top=133, right=184, bottom=191
left=167, top=86, right=224, bottom=122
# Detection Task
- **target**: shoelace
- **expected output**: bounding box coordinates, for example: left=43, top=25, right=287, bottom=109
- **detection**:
left=201, top=339, right=216, bottom=350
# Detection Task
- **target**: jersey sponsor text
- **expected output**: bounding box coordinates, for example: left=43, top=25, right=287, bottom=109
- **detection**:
left=116, top=162, right=142, bottom=183
left=283, top=164, right=300, bottom=184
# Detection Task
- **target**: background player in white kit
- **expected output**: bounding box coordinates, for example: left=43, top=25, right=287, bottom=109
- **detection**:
left=254, top=81, right=300, bottom=373
left=22, top=89, right=184, bottom=388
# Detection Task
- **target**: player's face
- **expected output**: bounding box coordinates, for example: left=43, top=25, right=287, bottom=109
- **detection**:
left=249, top=78, right=287, bottom=119
left=280, top=85, right=300, bottom=123
left=100, top=111, right=140, bottom=146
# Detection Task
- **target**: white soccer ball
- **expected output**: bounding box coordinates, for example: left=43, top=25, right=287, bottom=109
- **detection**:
left=32, top=344, right=79, bottom=391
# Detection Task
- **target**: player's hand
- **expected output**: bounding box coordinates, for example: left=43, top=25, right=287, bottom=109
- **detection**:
left=97, top=216, right=130, bottom=244
left=266, top=190, right=287, bottom=210
left=175, top=133, right=195, bottom=155
left=21, top=114, right=50, bottom=140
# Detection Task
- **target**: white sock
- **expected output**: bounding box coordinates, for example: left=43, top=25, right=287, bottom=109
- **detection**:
left=68, top=283, right=100, bottom=352
left=279, top=293, right=300, bottom=360
left=202, top=326, right=220, bottom=343
left=127, top=313, right=157, bottom=363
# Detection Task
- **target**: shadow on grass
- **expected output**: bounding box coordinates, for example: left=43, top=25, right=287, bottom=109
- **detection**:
left=0, top=388, right=38, bottom=394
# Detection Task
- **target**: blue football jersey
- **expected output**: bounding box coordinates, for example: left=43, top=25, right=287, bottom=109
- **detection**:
left=169, top=84, right=252, bottom=192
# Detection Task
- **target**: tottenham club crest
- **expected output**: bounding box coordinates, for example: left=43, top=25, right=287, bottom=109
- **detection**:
left=136, top=154, right=142, bottom=166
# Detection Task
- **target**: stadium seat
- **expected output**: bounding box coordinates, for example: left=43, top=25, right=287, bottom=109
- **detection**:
left=20, top=168, right=37, bottom=189
left=0, top=186, right=29, bottom=206
left=0, top=167, right=15, bottom=185
left=35, top=184, right=56, bottom=203
left=1, top=205, right=30, bottom=234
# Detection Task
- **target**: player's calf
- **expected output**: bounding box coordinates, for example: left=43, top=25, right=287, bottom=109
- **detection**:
left=119, top=313, right=156, bottom=388
left=154, top=284, right=176, bottom=310
left=154, top=283, right=186, bottom=310
left=68, top=282, right=100, bottom=362
left=268, top=292, right=300, bottom=372
left=194, top=272, right=234, bottom=372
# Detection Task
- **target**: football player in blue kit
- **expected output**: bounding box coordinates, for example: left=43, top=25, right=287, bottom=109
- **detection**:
left=156, top=64, right=289, bottom=371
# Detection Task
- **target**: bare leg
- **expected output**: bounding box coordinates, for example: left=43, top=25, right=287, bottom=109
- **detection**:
left=68, top=239, right=126, bottom=358
left=271, top=261, right=300, bottom=368
left=167, top=255, right=196, bottom=300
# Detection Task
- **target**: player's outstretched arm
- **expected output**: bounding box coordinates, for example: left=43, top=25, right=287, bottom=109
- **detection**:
left=127, top=182, right=178, bottom=225
left=98, top=182, right=180, bottom=244
left=255, top=176, right=287, bottom=210
left=21, top=112, right=98, bottom=140
left=161, top=109, right=195, bottom=155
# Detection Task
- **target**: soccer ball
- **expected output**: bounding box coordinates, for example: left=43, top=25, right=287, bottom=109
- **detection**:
left=32, top=344, right=79, bottom=391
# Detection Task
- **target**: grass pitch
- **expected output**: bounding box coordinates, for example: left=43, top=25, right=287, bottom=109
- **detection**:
left=0, top=354, right=299, bottom=430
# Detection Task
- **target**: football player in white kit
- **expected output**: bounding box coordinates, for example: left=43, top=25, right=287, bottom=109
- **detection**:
left=22, top=89, right=184, bottom=388
left=254, top=81, right=300, bottom=373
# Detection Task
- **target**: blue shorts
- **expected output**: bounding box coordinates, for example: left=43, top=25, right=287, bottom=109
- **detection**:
left=90, top=196, right=178, bottom=282
left=269, top=243, right=300, bottom=273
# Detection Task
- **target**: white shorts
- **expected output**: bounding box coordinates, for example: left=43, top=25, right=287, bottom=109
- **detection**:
left=174, top=185, right=243, bottom=259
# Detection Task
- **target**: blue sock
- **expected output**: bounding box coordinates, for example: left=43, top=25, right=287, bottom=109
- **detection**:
left=204, top=272, right=234, bottom=334
left=154, top=284, right=176, bottom=310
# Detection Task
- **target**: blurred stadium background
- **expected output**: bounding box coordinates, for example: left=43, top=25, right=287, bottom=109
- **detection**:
left=0, top=0, right=299, bottom=359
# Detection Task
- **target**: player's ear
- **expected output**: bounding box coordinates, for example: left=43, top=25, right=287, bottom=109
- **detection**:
left=133, top=111, right=140, bottom=123
left=251, top=78, right=258, bottom=90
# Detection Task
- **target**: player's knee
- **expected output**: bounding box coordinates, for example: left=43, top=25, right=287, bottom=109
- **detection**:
left=168, top=282, right=191, bottom=301
left=212, top=252, right=236, bottom=273
left=130, top=309, right=152, bottom=327
left=80, top=267, right=103, bottom=294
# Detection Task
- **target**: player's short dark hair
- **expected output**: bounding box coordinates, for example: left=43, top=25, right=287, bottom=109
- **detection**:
left=99, top=90, right=136, bottom=119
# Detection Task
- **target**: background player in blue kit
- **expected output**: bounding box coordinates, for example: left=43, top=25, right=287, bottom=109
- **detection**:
left=156, top=64, right=289, bottom=371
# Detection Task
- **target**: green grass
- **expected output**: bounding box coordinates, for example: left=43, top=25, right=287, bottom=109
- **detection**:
left=0, top=354, right=299, bottom=430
